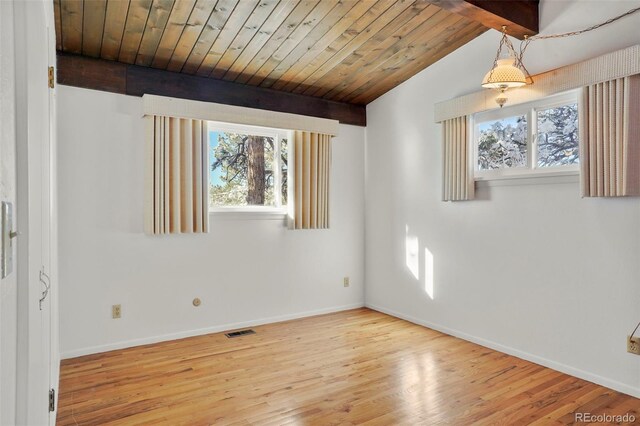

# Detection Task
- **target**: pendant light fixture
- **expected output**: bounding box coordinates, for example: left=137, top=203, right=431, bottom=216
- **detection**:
left=481, top=26, right=530, bottom=108
left=482, top=7, right=640, bottom=108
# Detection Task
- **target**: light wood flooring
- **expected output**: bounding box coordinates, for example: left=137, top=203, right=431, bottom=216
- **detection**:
left=57, top=308, right=640, bottom=425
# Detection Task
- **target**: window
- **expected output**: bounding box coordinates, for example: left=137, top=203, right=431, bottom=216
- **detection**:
left=477, top=114, right=528, bottom=171
left=473, top=91, right=579, bottom=179
left=208, top=122, right=289, bottom=212
left=536, top=103, right=579, bottom=168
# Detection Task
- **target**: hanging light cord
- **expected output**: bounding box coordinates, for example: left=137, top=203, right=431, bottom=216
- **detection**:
left=526, top=6, right=640, bottom=41
left=630, top=321, right=640, bottom=341
left=515, top=6, right=640, bottom=84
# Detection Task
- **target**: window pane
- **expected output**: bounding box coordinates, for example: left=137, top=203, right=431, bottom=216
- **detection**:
left=477, top=115, right=528, bottom=170
left=536, top=103, right=579, bottom=167
left=209, top=131, right=276, bottom=208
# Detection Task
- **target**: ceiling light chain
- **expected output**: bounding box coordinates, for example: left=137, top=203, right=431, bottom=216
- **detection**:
left=526, top=6, right=640, bottom=42
left=483, top=6, right=640, bottom=107
left=518, top=6, right=640, bottom=78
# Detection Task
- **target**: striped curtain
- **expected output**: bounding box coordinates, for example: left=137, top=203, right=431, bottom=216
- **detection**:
left=442, top=116, right=474, bottom=201
left=144, top=116, right=209, bottom=234
left=580, top=75, right=640, bottom=197
left=292, top=131, right=332, bottom=229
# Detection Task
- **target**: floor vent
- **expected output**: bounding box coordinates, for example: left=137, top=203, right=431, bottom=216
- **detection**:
left=225, top=329, right=256, bottom=338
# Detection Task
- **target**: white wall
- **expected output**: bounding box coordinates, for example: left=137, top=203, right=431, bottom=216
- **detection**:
left=57, top=86, right=365, bottom=358
left=0, top=1, right=18, bottom=423
left=365, top=0, right=640, bottom=397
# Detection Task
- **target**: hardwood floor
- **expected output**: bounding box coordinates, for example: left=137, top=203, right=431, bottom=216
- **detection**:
left=57, top=308, right=639, bottom=425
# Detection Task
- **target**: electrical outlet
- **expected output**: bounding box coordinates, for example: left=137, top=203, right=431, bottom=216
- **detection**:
left=112, top=304, right=121, bottom=319
left=627, top=336, right=640, bottom=355
left=343, top=277, right=350, bottom=287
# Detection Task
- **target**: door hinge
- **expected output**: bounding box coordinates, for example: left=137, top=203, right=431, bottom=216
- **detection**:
left=49, top=388, right=55, bottom=412
left=48, top=66, right=54, bottom=89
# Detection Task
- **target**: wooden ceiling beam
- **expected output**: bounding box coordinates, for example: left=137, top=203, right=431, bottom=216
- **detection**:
left=56, top=52, right=366, bottom=126
left=429, top=0, right=539, bottom=39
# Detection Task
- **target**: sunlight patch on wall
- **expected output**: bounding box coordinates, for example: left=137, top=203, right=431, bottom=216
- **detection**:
left=425, top=247, right=434, bottom=299
left=405, top=225, right=419, bottom=280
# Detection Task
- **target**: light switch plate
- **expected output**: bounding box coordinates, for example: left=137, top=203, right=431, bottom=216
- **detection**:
left=1, top=202, right=14, bottom=279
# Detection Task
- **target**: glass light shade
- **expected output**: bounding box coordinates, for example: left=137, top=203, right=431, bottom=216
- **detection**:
left=482, top=58, right=527, bottom=89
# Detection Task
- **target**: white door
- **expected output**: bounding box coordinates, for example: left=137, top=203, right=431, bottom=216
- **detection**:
left=14, top=0, right=57, bottom=424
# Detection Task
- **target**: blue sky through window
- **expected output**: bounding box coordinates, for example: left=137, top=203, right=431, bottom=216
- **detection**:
left=478, top=116, right=520, bottom=133
left=208, top=131, right=223, bottom=186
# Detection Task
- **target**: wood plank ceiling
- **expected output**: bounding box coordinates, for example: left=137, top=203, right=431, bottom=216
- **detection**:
left=54, top=0, right=487, bottom=105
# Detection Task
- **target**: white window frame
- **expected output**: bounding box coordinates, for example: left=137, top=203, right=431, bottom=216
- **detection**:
left=472, top=90, right=580, bottom=181
left=207, top=121, right=292, bottom=217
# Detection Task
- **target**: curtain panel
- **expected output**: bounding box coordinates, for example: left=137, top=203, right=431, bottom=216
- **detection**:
left=442, top=116, right=474, bottom=201
left=580, top=75, right=640, bottom=197
left=291, top=131, right=332, bottom=229
left=144, top=116, right=209, bottom=234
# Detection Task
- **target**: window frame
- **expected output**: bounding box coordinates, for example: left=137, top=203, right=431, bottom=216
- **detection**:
left=207, top=121, right=292, bottom=216
left=472, top=90, right=580, bottom=181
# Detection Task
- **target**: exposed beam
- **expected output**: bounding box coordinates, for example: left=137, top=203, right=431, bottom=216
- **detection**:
left=430, top=0, right=539, bottom=39
left=56, top=53, right=366, bottom=127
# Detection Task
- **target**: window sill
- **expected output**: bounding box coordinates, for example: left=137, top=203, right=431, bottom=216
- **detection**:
left=209, top=209, right=288, bottom=221
left=475, top=170, right=579, bottom=187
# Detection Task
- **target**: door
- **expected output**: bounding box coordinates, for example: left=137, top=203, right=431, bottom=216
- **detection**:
left=14, top=0, right=57, bottom=424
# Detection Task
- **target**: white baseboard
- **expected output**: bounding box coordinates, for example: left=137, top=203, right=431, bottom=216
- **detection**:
left=61, top=302, right=364, bottom=359
left=366, top=303, right=640, bottom=399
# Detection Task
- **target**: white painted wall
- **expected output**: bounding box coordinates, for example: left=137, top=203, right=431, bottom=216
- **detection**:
left=57, top=86, right=365, bottom=358
left=0, top=1, right=18, bottom=423
left=365, top=0, right=640, bottom=397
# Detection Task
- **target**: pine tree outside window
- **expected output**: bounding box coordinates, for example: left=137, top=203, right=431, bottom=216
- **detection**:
left=473, top=91, right=580, bottom=180
left=208, top=122, right=290, bottom=214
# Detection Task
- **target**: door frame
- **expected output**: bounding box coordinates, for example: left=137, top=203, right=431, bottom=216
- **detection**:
left=14, top=0, right=58, bottom=424
left=45, top=0, right=60, bottom=419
